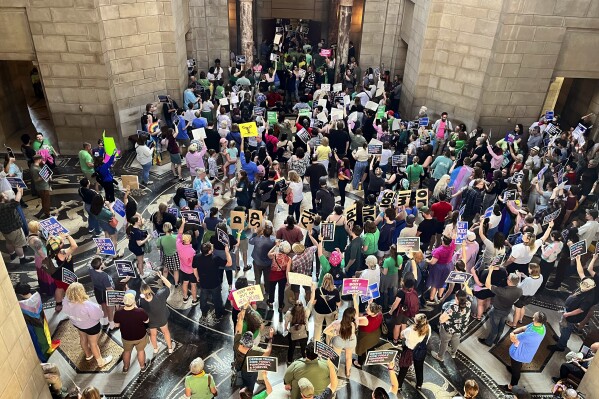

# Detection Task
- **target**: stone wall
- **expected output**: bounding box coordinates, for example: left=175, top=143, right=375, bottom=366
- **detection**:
left=358, top=0, right=402, bottom=73
left=0, top=256, right=52, bottom=399
left=188, top=0, right=230, bottom=71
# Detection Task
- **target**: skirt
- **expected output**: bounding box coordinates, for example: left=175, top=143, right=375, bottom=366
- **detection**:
left=161, top=252, right=181, bottom=272
left=355, top=329, right=381, bottom=356
left=427, top=263, right=452, bottom=289
left=399, top=346, right=414, bottom=368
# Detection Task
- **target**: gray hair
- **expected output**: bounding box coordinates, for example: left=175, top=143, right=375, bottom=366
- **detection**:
left=189, top=357, right=205, bottom=374
left=365, top=255, right=378, bottom=269
left=196, top=168, right=206, bottom=175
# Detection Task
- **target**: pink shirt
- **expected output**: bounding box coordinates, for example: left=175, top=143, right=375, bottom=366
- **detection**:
left=185, top=147, right=207, bottom=174
left=63, top=298, right=104, bottom=330
left=432, top=241, right=456, bottom=265
left=436, top=120, right=446, bottom=139
left=177, top=233, right=195, bottom=274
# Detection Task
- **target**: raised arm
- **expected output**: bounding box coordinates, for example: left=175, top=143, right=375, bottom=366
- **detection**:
left=540, top=220, right=554, bottom=242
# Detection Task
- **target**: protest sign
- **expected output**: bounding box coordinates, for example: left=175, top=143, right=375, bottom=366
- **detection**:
left=343, top=95, right=351, bottom=106
left=561, top=229, right=569, bottom=241
left=299, top=209, right=316, bottom=230
left=232, top=285, right=264, bottom=307
left=391, top=154, right=407, bottom=167
left=315, top=341, right=340, bottom=367
left=288, top=272, right=313, bottom=286
left=418, top=117, right=429, bottom=127
left=415, top=189, right=428, bottom=206
left=345, top=203, right=357, bottom=223
left=103, top=131, right=118, bottom=157
left=445, top=271, right=472, bottom=284
left=360, top=283, right=380, bottom=303
left=192, top=127, right=206, bottom=140
left=537, top=165, right=548, bottom=181
left=317, top=112, right=328, bottom=123
left=333, top=83, right=342, bottom=92
left=247, top=356, right=277, bottom=372
left=6, top=177, right=26, bottom=189
left=319, top=49, right=332, bottom=57
left=115, top=260, right=136, bottom=278
left=253, top=106, right=265, bottom=116
left=184, top=188, right=198, bottom=200
left=94, top=238, right=116, bottom=256
left=167, top=207, right=179, bottom=218
left=364, top=350, right=397, bottom=366
left=216, top=227, right=229, bottom=246
left=235, top=55, right=246, bottom=64
left=365, top=101, right=379, bottom=112
left=121, top=175, right=139, bottom=190
left=230, top=211, right=246, bottom=231
left=545, top=110, right=554, bottom=121
left=5, top=146, right=15, bottom=159
left=269, top=53, right=280, bottom=62
left=39, top=217, right=68, bottom=239
left=503, top=190, right=517, bottom=201
left=368, top=144, right=383, bottom=155
left=391, top=118, right=402, bottom=131
left=331, top=108, right=344, bottom=121
left=545, top=123, right=561, bottom=136
left=112, top=198, right=127, bottom=230
left=376, top=105, right=386, bottom=120
left=106, top=290, right=126, bottom=306
left=274, top=33, right=282, bottom=45
left=248, top=209, right=263, bottom=229
left=572, top=123, right=587, bottom=140
left=321, top=222, right=336, bottom=241
left=380, top=190, right=395, bottom=209
left=455, top=221, right=468, bottom=244
left=512, top=172, right=524, bottom=184
left=394, top=190, right=411, bottom=207
left=396, top=237, right=420, bottom=253
left=570, top=240, right=587, bottom=257
left=362, top=205, right=376, bottom=222
left=543, top=209, right=561, bottom=225
left=219, top=97, right=229, bottom=106
left=342, top=278, right=369, bottom=295
left=484, top=205, right=494, bottom=219
left=320, top=84, right=331, bottom=92
left=239, top=122, right=258, bottom=138
left=296, top=128, right=310, bottom=144
left=375, top=80, right=385, bottom=97
left=62, top=268, right=78, bottom=284
left=298, top=109, right=311, bottom=117
left=267, top=111, right=278, bottom=124
left=181, top=210, right=202, bottom=224
left=39, top=164, right=52, bottom=182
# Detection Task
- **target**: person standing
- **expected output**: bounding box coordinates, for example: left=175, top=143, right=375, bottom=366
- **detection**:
left=305, top=157, right=328, bottom=211
left=139, top=275, right=176, bottom=354
left=195, top=242, right=230, bottom=320
left=500, top=311, right=547, bottom=394
left=78, top=143, right=97, bottom=190
left=0, top=187, right=33, bottom=264
left=89, top=257, right=115, bottom=330
left=113, top=292, right=150, bottom=373
left=257, top=170, right=278, bottom=222
left=31, top=154, right=52, bottom=219
left=178, top=219, right=198, bottom=305
left=508, top=263, right=543, bottom=329
left=184, top=357, right=218, bottom=398
left=397, top=313, right=431, bottom=392
left=78, top=178, right=101, bottom=236
left=478, top=271, right=522, bottom=347
left=432, top=112, right=453, bottom=155
left=249, top=225, right=276, bottom=302
left=284, top=341, right=333, bottom=399
left=432, top=290, right=471, bottom=362
left=127, top=216, right=150, bottom=276
left=267, top=240, right=292, bottom=314
left=135, top=136, right=154, bottom=186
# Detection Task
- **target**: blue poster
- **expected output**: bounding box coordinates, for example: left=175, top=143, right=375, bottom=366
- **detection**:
left=167, top=207, right=180, bottom=217
left=484, top=205, right=494, bottom=219
left=112, top=199, right=126, bottom=219
left=455, top=221, right=468, bottom=244
left=545, top=110, right=554, bottom=121
left=418, top=117, right=429, bottom=127
left=39, top=164, right=53, bottom=182
left=459, top=205, right=466, bottom=219
left=39, top=217, right=68, bottom=238
left=360, top=283, right=380, bottom=303
left=115, top=260, right=136, bottom=278
left=93, top=237, right=116, bottom=256
left=6, top=177, right=27, bottom=189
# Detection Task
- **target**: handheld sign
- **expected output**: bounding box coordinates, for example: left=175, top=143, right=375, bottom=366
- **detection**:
left=458, top=205, right=466, bottom=220
left=345, top=203, right=357, bottom=224
left=368, top=144, right=382, bottom=155
left=394, top=190, right=411, bottom=207
left=232, top=285, right=264, bottom=307
left=415, top=189, right=428, bottom=206
left=380, top=190, right=395, bottom=209
left=94, top=237, right=116, bottom=256
left=121, top=175, right=139, bottom=190
left=396, top=237, right=420, bottom=253
left=342, top=278, right=369, bottom=295
left=6, top=177, right=26, bottom=189
left=274, top=177, right=287, bottom=192
left=288, top=272, right=313, bottom=286
left=536, top=165, right=548, bottom=181
left=316, top=112, right=328, bottom=123
left=39, top=217, right=68, bottom=239
left=512, top=172, right=524, bottom=184
left=298, top=108, right=311, bottom=117
left=247, top=356, right=277, bottom=372
left=490, top=253, right=505, bottom=266
left=545, top=110, right=554, bottom=121
left=239, top=122, right=258, bottom=138
left=365, top=101, right=379, bottom=112
left=297, top=128, right=310, bottom=143
left=39, top=164, right=53, bottom=182
left=321, top=222, right=335, bottom=241
left=230, top=211, right=246, bottom=231
left=360, top=283, right=380, bottom=303
left=181, top=210, right=202, bottom=224
left=445, top=271, right=471, bottom=284
left=484, top=205, right=494, bottom=219
left=5, top=146, right=15, bottom=159
left=331, top=108, right=344, bottom=121
left=503, top=190, right=517, bottom=201
left=106, top=290, right=126, bottom=306
left=61, top=268, right=78, bottom=284
left=299, top=209, right=316, bottom=230
left=455, top=221, right=468, bottom=244
left=315, top=341, right=340, bottom=368
left=319, top=49, right=332, bottom=57
left=219, top=97, right=229, bottom=106
left=192, top=128, right=206, bottom=140
left=112, top=198, right=127, bottom=230
left=184, top=188, right=198, bottom=200
left=167, top=207, right=179, bottom=218
left=235, top=55, right=246, bottom=64
left=248, top=209, right=263, bottom=229
left=320, top=84, right=331, bottom=92
left=391, top=154, right=407, bottom=168
left=115, top=260, right=136, bottom=278
left=333, top=83, right=342, bottom=92
left=561, top=228, right=569, bottom=241
left=570, top=240, right=587, bottom=257
left=267, top=111, right=278, bottom=124
left=418, top=117, right=429, bottom=127
left=543, top=209, right=561, bottom=225
left=376, top=106, right=386, bottom=120
left=364, top=350, right=397, bottom=366
left=362, top=205, right=376, bottom=222
left=216, top=227, right=229, bottom=246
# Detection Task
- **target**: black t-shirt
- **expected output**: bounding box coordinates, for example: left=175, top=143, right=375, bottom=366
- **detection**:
left=209, top=232, right=238, bottom=251
left=305, top=163, right=328, bottom=190
left=257, top=180, right=277, bottom=203
left=328, top=129, right=351, bottom=155
left=141, top=112, right=155, bottom=129
left=78, top=187, right=97, bottom=204
left=417, top=218, right=437, bottom=244
left=314, top=288, right=340, bottom=314
left=205, top=129, right=221, bottom=152
left=114, top=308, right=148, bottom=341
left=126, top=196, right=138, bottom=223
left=151, top=211, right=177, bottom=234
left=194, top=254, right=225, bottom=289
left=472, top=145, right=488, bottom=160
left=367, top=172, right=386, bottom=193
left=564, top=291, right=596, bottom=323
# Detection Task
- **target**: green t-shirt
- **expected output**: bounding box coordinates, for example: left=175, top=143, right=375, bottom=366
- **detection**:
left=214, top=86, right=225, bottom=99
left=253, top=391, right=268, bottom=399
left=184, top=373, right=215, bottom=399
left=157, top=234, right=177, bottom=256
left=383, top=255, right=402, bottom=275
left=318, top=255, right=345, bottom=286
left=78, top=150, right=94, bottom=174
left=362, top=230, right=380, bottom=255
left=227, top=217, right=247, bottom=240
left=406, top=164, right=423, bottom=183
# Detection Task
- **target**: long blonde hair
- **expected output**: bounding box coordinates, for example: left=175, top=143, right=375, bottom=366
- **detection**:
left=65, top=282, right=89, bottom=304
left=321, top=273, right=335, bottom=291
left=433, top=175, right=450, bottom=199
left=413, top=313, right=430, bottom=336
left=288, top=170, right=301, bottom=183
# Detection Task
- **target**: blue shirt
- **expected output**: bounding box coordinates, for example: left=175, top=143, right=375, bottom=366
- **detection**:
left=97, top=154, right=115, bottom=182
left=240, top=152, right=258, bottom=182
left=509, top=323, right=545, bottom=363
left=177, top=118, right=190, bottom=140
left=191, top=117, right=207, bottom=129
left=183, top=89, right=199, bottom=109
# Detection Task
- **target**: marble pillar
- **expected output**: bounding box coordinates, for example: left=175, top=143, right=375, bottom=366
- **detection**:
left=239, top=0, right=254, bottom=69
left=328, top=0, right=340, bottom=46
left=335, top=0, right=352, bottom=82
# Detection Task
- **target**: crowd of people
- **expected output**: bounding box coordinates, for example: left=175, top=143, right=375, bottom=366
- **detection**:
left=2, top=26, right=598, bottom=399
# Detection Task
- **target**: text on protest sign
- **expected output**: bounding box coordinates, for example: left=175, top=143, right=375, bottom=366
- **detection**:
left=62, top=268, right=78, bottom=284
left=455, top=221, right=468, bottom=245
left=121, top=175, right=139, bottom=190
left=115, top=260, right=136, bottom=278
left=415, top=189, right=428, bottom=206
left=342, top=278, right=369, bottom=295
left=362, top=205, right=376, bottom=223
left=394, top=190, right=411, bottom=207
left=182, top=210, right=203, bottom=224
left=232, top=285, right=264, bottom=307
left=396, top=237, right=420, bottom=253
left=248, top=209, right=263, bottom=229
left=39, top=164, right=53, bottom=182
left=94, top=237, right=116, bottom=256
left=39, top=217, right=69, bottom=239
left=246, top=356, right=277, bottom=372
left=299, top=209, right=316, bottom=230
left=315, top=341, right=340, bottom=368
left=445, top=271, right=472, bottom=284
left=216, top=227, right=229, bottom=246
left=360, top=283, right=380, bottom=303
left=239, top=122, right=258, bottom=138
left=106, top=290, right=126, bottom=306
left=321, top=222, right=335, bottom=241
left=570, top=240, right=587, bottom=258
left=6, top=177, right=26, bottom=189
left=364, top=350, right=397, bottom=366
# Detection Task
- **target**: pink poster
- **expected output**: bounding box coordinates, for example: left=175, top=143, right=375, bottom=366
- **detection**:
left=319, top=49, right=332, bottom=57
left=342, top=278, right=369, bottom=295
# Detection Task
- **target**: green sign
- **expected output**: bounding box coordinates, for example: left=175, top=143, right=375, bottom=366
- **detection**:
left=267, top=111, right=278, bottom=124
left=376, top=106, right=386, bottom=120
left=299, top=109, right=311, bottom=117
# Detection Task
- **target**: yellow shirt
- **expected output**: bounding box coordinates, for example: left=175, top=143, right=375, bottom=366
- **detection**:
left=315, top=145, right=331, bottom=161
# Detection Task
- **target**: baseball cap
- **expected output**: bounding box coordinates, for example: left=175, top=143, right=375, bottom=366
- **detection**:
left=467, top=231, right=476, bottom=242
left=580, top=278, right=596, bottom=292
left=123, top=293, right=136, bottom=307
left=531, top=146, right=540, bottom=152
left=406, top=214, right=416, bottom=226
left=298, top=378, right=315, bottom=397
left=420, top=206, right=431, bottom=214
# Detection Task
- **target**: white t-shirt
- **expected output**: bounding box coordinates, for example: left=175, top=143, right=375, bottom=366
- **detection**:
left=402, top=326, right=428, bottom=349
left=510, top=239, right=543, bottom=264
left=481, top=237, right=506, bottom=264
left=135, top=144, right=153, bottom=165
left=518, top=275, right=543, bottom=296
left=360, top=267, right=381, bottom=287
left=289, top=181, right=304, bottom=203
left=380, top=149, right=393, bottom=166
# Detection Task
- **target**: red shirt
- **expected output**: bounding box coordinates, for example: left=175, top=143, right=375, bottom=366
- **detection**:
left=266, top=92, right=283, bottom=107
left=359, top=313, right=383, bottom=333
left=431, top=201, right=453, bottom=223
left=276, top=226, right=304, bottom=245
left=565, top=171, right=577, bottom=184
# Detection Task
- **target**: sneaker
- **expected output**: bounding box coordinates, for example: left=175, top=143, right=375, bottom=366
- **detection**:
left=9, top=253, right=17, bottom=261
left=140, top=363, right=148, bottom=373
left=392, top=339, right=400, bottom=347
left=191, top=299, right=199, bottom=306
left=146, top=180, right=154, bottom=185
left=178, top=178, right=185, bottom=182
left=431, top=351, right=444, bottom=362
left=153, top=346, right=159, bottom=354
left=98, top=355, right=113, bottom=368
left=425, top=300, right=437, bottom=305
left=20, top=256, right=34, bottom=264
left=477, top=338, right=492, bottom=347
left=183, top=296, right=189, bottom=302
left=108, top=321, right=116, bottom=331
left=168, top=342, right=177, bottom=354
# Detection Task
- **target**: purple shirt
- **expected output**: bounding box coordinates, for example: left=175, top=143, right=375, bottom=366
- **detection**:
left=432, top=241, right=455, bottom=265
left=63, top=298, right=104, bottom=330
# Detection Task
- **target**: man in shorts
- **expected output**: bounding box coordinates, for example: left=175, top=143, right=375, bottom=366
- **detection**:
left=114, top=293, right=150, bottom=373
left=89, top=257, right=115, bottom=330
left=0, top=187, right=33, bottom=264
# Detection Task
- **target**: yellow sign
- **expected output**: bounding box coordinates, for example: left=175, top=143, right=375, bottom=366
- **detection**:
left=232, top=285, right=264, bottom=307
left=102, top=130, right=117, bottom=157
left=239, top=122, right=258, bottom=138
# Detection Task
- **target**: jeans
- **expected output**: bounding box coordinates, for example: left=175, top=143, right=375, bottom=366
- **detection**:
left=84, top=203, right=101, bottom=234
left=268, top=278, right=287, bottom=308
left=434, top=138, right=446, bottom=155
left=200, top=286, right=224, bottom=317
left=289, top=201, right=301, bottom=222
left=287, top=335, right=308, bottom=362
left=484, top=308, right=510, bottom=346
left=253, top=263, right=270, bottom=300
left=438, top=325, right=461, bottom=357
left=312, top=311, right=337, bottom=343
left=352, top=161, right=368, bottom=189
left=140, top=162, right=152, bottom=184
left=557, top=320, right=576, bottom=350
left=240, top=370, right=258, bottom=392
left=510, top=358, right=523, bottom=386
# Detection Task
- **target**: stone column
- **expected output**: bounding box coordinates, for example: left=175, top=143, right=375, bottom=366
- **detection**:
left=239, top=0, right=254, bottom=68
left=328, top=0, right=340, bottom=46
left=335, top=0, right=352, bottom=82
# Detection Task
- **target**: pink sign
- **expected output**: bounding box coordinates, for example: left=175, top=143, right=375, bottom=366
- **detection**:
left=319, top=49, right=332, bottom=57
left=342, top=278, right=369, bottom=295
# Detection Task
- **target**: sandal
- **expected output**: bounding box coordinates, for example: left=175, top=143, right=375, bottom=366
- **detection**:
left=505, top=321, right=516, bottom=329
left=243, top=265, right=252, bottom=272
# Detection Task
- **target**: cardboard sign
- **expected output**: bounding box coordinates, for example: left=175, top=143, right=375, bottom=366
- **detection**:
left=360, top=283, right=380, bottom=303
left=445, top=271, right=472, bottom=284
left=512, top=172, right=524, bottom=184
left=503, top=190, right=517, bottom=201
left=415, top=189, right=428, bottom=206
left=570, top=240, right=587, bottom=257
left=368, top=144, right=383, bottom=155
left=319, top=49, right=332, bottom=57
left=274, top=33, right=282, bottom=45
left=455, top=221, right=468, bottom=244
left=235, top=55, right=246, bottom=64
left=267, top=111, right=278, bottom=124
left=106, top=290, right=126, bottom=306
left=184, top=188, right=198, bottom=199
left=320, top=84, right=331, bottom=92
left=320, top=222, right=336, bottom=241
left=299, top=209, right=316, bottom=230
left=121, top=175, right=139, bottom=190
left=396, top=237, right=420, bottom=252
left=365, top=101, right=378, bottom=112
left=239, top=122, right=258, bottom=138
left=342, top=278, right=369, bottom=295
left=181, top=210, right=202, bottom=224
left=315, top=341, right=340, bottom=367
left=6, top=177, right=26, bottom=189
left=115, top=260, right=136, bottom=278
left=232, top=284, right=264, bottom=307
left=316, top=112, right=328, bottom=123
left=230, top=210, right=246, bottom=231
left=192, top=127, right=206, bottom=140
left=490, top=253, right=505, bottom=266
left=380, top=190, right=395, bottom=209
left=288, top=272, right=313, bottom=286
left=248, top=209, right=263, bottom=229
left=112, top=198, right=127, bottom=230
left=484, top=205, right=494, bottom=219
left=39, top=164, right=52, bottom=182
left=391, top=155, right=407, bottom=167
left=247, top=356, right=277, bottom=372
left=94, top=237, right=116, bottom=256
left=333, top=83, right=342, bottom=92
left=543, top=209, right=561, bottom=225
left=345, top=203, right=357, bottom=224
left=39, top=217, right=68, bottom=239
left=61, top=268, right=78, bottom=284
left=216, top=227, right=229, bottom=246
left=395, top=190, right=411, bottom=207
left=362, top=205, right=376, bottom=223
left=418, top=117, right=429, bottom=127
left=298, top=108, right=311, bottom=117
left=219, top=97, right=229, bottom=106
left=364, top=350, right=397, bottom=366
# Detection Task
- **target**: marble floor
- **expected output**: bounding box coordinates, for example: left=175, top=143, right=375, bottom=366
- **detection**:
left=2, top=151, right=596, bottom=399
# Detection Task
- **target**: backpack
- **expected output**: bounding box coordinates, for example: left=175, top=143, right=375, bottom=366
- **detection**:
left=400, top=288, right=419, bottom=318
left=329, top=264, right=344, bottom=283
left=412, top=331, right=430, bottom=362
